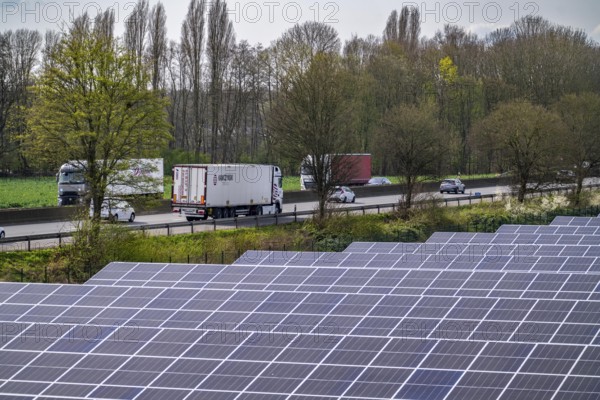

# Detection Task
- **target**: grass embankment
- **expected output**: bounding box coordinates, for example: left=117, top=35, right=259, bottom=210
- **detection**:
left=0, top=174, right=497, bottom=209
left=0, top=176, right=174, bottom=208
left=2, top=190, right=599, bottom=284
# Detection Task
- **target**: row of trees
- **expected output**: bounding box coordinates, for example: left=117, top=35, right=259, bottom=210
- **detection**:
left=0, top=2, right=599, bottom=207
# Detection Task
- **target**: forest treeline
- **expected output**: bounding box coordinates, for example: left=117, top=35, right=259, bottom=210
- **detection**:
left=0, top=0, right=599, bottom=179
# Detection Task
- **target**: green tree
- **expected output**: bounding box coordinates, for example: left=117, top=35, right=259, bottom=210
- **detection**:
left=376, top=103, right=445, bottom=209
left=554, top=93, right=600, bottom=204
left=268, top=53, right=355, bottom=221
left=473, top=100, right=566, bottom=202
left=27, top=12, right=171, bottom=217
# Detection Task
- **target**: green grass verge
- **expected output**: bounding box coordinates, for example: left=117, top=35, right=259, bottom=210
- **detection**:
left=3, top=190, right=599, bottom=284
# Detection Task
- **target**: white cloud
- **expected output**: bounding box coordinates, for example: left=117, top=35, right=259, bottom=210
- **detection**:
left=592, top=24, right=600, bottom=35
left=465, top=23, right=509, bottom=38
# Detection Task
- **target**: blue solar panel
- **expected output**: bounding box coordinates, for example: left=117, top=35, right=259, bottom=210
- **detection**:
left=2, top=217, right=600, bottom=399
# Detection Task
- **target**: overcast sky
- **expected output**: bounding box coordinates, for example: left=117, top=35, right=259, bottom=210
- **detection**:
left=2, top=1, right=599, bottom=45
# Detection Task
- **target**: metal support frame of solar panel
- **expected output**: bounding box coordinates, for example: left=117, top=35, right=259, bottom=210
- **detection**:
left=1, top=244, right=595, bottom=398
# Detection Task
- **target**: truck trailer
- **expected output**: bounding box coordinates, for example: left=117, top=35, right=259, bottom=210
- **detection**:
left=57, top=159, right=164, bottom=206
left=300, top=154, right=372, bottom=190
left=172, top=164, right=283, bottom=221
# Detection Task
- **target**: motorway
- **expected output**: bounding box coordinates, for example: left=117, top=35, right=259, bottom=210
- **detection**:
left=2, top=184, right=509, bottom=239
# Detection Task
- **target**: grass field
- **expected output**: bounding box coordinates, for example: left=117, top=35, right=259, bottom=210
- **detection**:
left=0, top=173, right=497, bottom=209
left=0, top=177, right=57, bottom=209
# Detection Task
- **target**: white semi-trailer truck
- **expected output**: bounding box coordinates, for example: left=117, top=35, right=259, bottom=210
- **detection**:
left=57, top=159, right=164, bottom=206
left=172, top=164, right=283, bottom=221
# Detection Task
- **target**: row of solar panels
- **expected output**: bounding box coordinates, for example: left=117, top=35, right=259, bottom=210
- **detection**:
left=0, top=216, right=598, bottom=399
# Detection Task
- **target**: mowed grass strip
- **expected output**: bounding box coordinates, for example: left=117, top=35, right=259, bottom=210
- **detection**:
left=0, top=177, right=57, bottom=208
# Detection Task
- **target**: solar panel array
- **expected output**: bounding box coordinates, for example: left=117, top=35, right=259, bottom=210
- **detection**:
left=0, top=216, right=599, bottom=399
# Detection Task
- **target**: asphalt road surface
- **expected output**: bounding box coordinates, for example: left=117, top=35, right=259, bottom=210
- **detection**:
left=2, top=184, right=510, bottom=239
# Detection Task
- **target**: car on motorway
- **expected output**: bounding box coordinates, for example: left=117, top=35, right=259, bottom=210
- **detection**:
left=367, top=177, right=392, bottom=186
left=90, top=200, right=136, bottom=222
left=555, top=169, right=576, bottom=183
left=440, top=178, right=466, bottom=194
left=328, top=186, right=356, bottom=203
left=0, top=227, right=4, bottom=239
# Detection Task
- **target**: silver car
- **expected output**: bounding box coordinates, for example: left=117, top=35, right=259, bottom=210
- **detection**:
left=367, top=177, right=392, bottom=186
left=440, top=178, right=465, bottom=194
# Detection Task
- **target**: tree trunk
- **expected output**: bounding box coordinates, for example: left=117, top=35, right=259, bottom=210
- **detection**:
left=518, top=179, right=527, bottom=203
left=575, top=174, right=584, bottom=206
left=405, top=177, right=414, bottom=209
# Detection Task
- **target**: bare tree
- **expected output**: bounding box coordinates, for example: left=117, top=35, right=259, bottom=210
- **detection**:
left=473, top=100, right=566, bottom=202
left=148, top=2, right=167, bottom=91
left=124, top=0, right=149, bottom=68
left=93, top=8, right=115, bottom=41
left=0, top=32, right=14, bottom=168
left=383, top=6, right=420, bottom=54
left=165, top=41, right=184, bottom=148
left=181, top=0, right=206, bottom=155
left=376, top=103, right=445, bottom=209
left=207, top=0, right=235, bottom=162
left=384, top=10, right=399, bottom=42
left=485, top=16, right=596, bottom=107
left=269, top=54, right=355, bottom=220
left=343, top=34, right=380, bottom=72
left=407, top=7, right=421, bottom=53
left=554, top=93, right=600, bottom=204
left=273, top=21, right=341, bottom=81
left=0, top=29, right=41, bottom=173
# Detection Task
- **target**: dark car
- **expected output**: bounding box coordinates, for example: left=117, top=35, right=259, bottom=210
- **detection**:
left=555, top=170, right=576, bottom=183
left=440, top=178, right=465, bottom=194
left=0, top=227, right=4, bottom=239
left=367, top=177, right=392, bottom=186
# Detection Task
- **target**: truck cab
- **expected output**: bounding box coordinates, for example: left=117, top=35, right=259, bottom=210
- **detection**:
left=57, top=162, right=87, bottom=206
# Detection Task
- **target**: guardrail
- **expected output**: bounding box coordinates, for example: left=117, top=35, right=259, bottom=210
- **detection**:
left=2, top=183, right=599, bottom=253
left=0, top=177, right=503, bottom=225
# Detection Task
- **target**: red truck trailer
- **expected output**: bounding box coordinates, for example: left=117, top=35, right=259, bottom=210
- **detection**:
left=300, top=154, right=372, bottom=190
